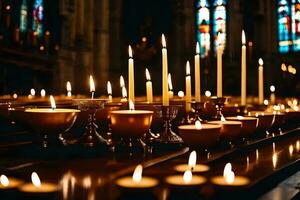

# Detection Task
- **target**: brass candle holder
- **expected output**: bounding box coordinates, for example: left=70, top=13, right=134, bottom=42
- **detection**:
left=210, top=97, right=227, bottom=120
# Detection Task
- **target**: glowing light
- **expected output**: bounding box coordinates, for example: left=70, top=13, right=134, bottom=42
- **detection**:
left=0, top=175, right=9, bottom=187
left=120, top=76, right=125, bottom=88
left=178, top=91, right=184, bottom=98
left=223, top=163, right=232, bottom=177
left=221, top=115, right=226, bottom=122
left=183, top=170, right=192, bottom=183
left=196, top=42, right=200, bottom=54
left=162, top=34, right=166, bottom=48
left=270, top=85, right=275, bottom=92
left=205, top=90, right=211, bottom=97
left=272, top=153, right=277, bottom=169
left=296, top=140, right=300, bottom=151
left=66, top=81, right=71, bottom=92
left=89, top=76, right=95, bottom=93
left=195, top=120, right=202, bottom=130
left=258, top=58, right=263, bottom=65
left=237, top=115, right=244, bottom=120
left=186, top=61, right=190, bottom=75
left=13, top=93, right=18, bottom=99
left=264, top=99, right=269, bottom=105
left=289, top=145, right=294, bottom=156
left=129, top=100, right=135, bottom=111
left=122, top=87, right=127, bottom=98
left=40, top=89, right=46, bottom=97
left=107, top=81, right=112, bottom=95
left=168, top=73, right=173, bottom=91
left=31, top=172, right=41, bottom=187
left=30, top=88, right=36, bottom=96
left=145, top=68, right=151, bottom=81
left=132, top=165, right=143, bottom=183
left=242, top=30, right=246, bottom=45
left=225, top=171, right=235, bottom=184
left=281, top=63, right=287, bottom=71
left=82, top=176, right=92, bottom=189
left=50, top=95, right=56, bottom=110
left=128, top=45, right=133, bottom=58
left=188, top=151, right=197, bottom=169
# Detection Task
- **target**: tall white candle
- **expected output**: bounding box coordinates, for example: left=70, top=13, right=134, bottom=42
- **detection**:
left=162, top=34, right=169, bottom=106
left=258, top=58, right=264, bottom=105
left=168, top=73, right=174, bottom=98
left=128, top=45, right=135, bottom=102
left=145, top=68, right=153, bottom=103
left=217, top=33, right=223, bottom=97
left=186, top=61, right=192, bottom=112
left=195, top=42, right=201, bottom=102
left=241, top=30, right=247, bottom=106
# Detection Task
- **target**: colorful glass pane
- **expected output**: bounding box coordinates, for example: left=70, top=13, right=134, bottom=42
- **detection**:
left=278, top=0, right=291, bottom=53
left=291, top=0, right=300, bottom=51
left=213, top=0, right=226, bottom=52
left=20, top=0, right=27, bottom=33
left=196, top=0, right=210, bottom=58
left=32, top=0, right=43, bottom=38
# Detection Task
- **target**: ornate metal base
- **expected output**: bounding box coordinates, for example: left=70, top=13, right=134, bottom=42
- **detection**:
left=210, top=97, right=227, bottom=120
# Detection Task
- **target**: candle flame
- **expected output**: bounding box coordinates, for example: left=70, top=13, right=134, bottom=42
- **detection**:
left=223, top=163, right=232, bottom=177
left=186, top=61, right=190, bottom=75
left=205, top=90, right=211, bottom=97
left=183, top=170, right=193, bottom=183
left=145, top=68, right=151, bottom=81
left=31, top=172, right=41, bottom=187
left=168, top=73, right=173, bottom=91
left=293, top=106, right=299, bottom=111
left=66, top=81, right=72, bottom=92
left=272, top=153, right=277, bottom=168
left=242, top=30, right=246, bottom=45
left=50, top=95, right=56, bottom=110
left=89, top=75, right=95, bottom=93
left=217, top=33, right=222, bottom=46
left=196, top=42, right=200, bottom=54
left=237, top=115, right=244, bottom=120
left=296, top=140, right=300, bottom=151
left=188, top=151, right=197, bottom=169
left=132, top=164, right=142, bottom=183
left=195, top=120, right=202, bottom=130
left=264, top=99, right=269, bottom=105
left=289, top=145, right=294, bottom=156
left=40, top=89, right=46, bottom=97
left=107, top=81, right=112, bottom=95
left=0, top=175, right=9, bottom=187
left=128, top=45, right=133, bottom=58
left=30, top=88, right=36, bottom=96
left=221, top=115, right=226, bottom=122
left=122, top=86, right=127, bottom=98
left=225, top=171, right=235, bottom=184
left=129, top=100, right=135, bottom=110
left=258, top=58, right=263, bottom=66
left=120, top=76, right=125, bottom=88
left=178, top=91, right=184, bottom=98
left=270, top=85, right=275, bottom=92
left=162, top=34, right=166, bottom=48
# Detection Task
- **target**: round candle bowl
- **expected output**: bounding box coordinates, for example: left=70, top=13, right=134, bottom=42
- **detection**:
left=174, top=164, right=210, bottom=173
left=116, top=176, right=159, bottom=190
left=208, top=121, right=242, bottom=141
left=19, top=182, right=59, bottom=200
left=110, top=110, right=153, bottom=138
left=23, top=108, right=80, bottom=147
left=165, top=174, right=206, bottom=189
left=225, top=117, right=257, bottom=137
left=178, top=124, right=221, bottom=148
left=95, top=102, right=123, bottom=122
left=248, top=111, right=274, bottom=131
left=211, top=176, right=250, bottom=190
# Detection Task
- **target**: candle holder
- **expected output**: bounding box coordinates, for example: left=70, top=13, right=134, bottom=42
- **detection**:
left=73, top=99, right=108, bottom=147
left=210, top=97, right=227, bottom=120
left=190, top=101, right=205, bottom=122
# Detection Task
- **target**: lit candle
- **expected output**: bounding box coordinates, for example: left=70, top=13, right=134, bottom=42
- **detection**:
left=116, top=165, right=158, bottom=189
left=120, top=75, right=125, bottom=88
left=29, top=88, right=36, bottom=99
left=194, top=42, right=201, bottom=102
left=107, top=81, right=112, bottom=102
left=165, top=170, right=206, bottom=188
left=19, top=172, right=58, bottom=193
left=217, top=33, right=223, bottom=97
left=185, top=61, right=192, bottom=112
left=145, top=68, right=153, bottom=103
left=0, top=174, right=23, bottom=189
left=258, top=58, right=264, bottom=105
left=89, top=75, right=95, bottom=99
left=162, top=34, right=169, bottom=106
left=270, top=85, right=275, bottom=104
left=121, top=86, right=128, bottom=102
left=241, top=30, right=247, bottom=106
left=211, top=163, right=249, bottom=187
left=174, top=151, right=210, bottom=173
left=40, top=89, right=46, bottom=98
left=168, top=73, right=174, bottom=99
left=128, top=45, right=135, bottom=102
left=66, top=81, right=72, bottom=97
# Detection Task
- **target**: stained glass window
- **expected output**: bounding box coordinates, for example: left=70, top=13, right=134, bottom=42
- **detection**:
left=20, top=0, right=27, bottom=33
left=32, top=0, right=43, bottom=38
left=196, top=0, right=226, bottom=57
left=278, top=0, right=291, bottom=52
left=213, top=0, right=226, bottom=52
left=291, top=0, right=300, bottom=51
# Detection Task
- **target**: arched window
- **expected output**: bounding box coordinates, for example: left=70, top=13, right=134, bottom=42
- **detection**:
left=277, top=0, right=300, bottom=53
left=196, top=0, right=227, bottom=57
left=20, top=0, right=28, bottom=33
left=32, top=0, right=43, bottom=38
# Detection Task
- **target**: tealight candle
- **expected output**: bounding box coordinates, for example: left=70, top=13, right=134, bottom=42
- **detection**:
left=174, top=151, right=210, bottom=173
left=165, top=170, right=206, bottom=188
left=19, top=172, right=59, bottom=193
left=0, top=175, right=23, bottom=189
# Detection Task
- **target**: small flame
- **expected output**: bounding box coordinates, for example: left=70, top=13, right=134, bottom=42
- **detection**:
left=272, top=153, right=277, bottom=168
left=178, top=91, right=184, bottom=98
left=281, top=63, right=287, bottom=71
left=186, top=61, right=190, bottom=75
left=31, top=172, right=41, bottom=187
left=129, top=100, right=135, bottom=111
left=168, top=73, right=173, bottom=91
left=223, top=163, right=232, bottom=177
left=30, top=88, right=36, bottom=96
left=225, top=171, right=235, bottom=184
left=120, top=76, right=125, bottom=88
left=205, top=90, right=211, bottom=97
left=196, top=42, right=200, bottom=54
left=89, top=76, right=95, bottom=93
left=128, top=45, right=133, bottom=58
left=293, top=106, right=299, bottom=111
left=162, top=34, right=166, bottom=48
left=221, top=115, right=226, bottom=122
left=132, top=165, right=143, bottom=183
left=292, top=99, right=298, bottom=106
left=107, top=81, right=112, bottom=95
left=296, top=140, right=300, bottom=151
left=289, top=145, right=294, bottom=156
left=40, top=89, right=46, bottom=97
left=82, top=176, right=92, bottom=189
left=258, top=58, right=263, bottom=65
left=270, top=85, right=275, bottom=92
left=217, top=33, right=222, bottom=46
left=122, top=87, right=128, bottom=98
left=50, top=95, right=56, bottom=110
left=242, top=30, right=246, bottom=45
left=13, top=93, right=18, bottom=99
left=237, top=115, right=244, bottom=120
left=66, top=81, right=72, bottom=92
left=195, top=120, right=202, bottom=130
left=0, top=175, right=9, bottom=187
left=146, top=68, right=151, bottom=81
left=188, top=151, right=197, bottom=169
left=183, top=170, right=193, bottom=183
left=264, top=99, right=269, bottom=105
